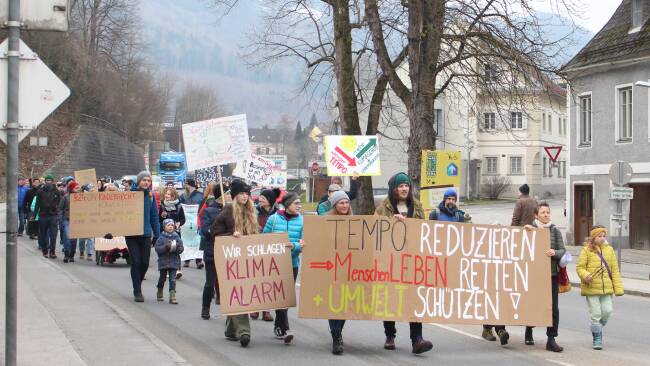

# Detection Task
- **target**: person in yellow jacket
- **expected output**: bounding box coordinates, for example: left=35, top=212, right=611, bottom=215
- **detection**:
left=576, top=226, right=624, bottom=350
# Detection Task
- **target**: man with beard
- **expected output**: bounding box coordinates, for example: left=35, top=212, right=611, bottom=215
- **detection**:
left=34, top=174, right=62, bottom=258
left=428, top=188, right=470, bottom=222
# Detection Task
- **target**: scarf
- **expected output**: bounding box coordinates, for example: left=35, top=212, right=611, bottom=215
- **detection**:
left=163, top=199, right=179, bottom=212
left=534, top=219, right=552, bottom=228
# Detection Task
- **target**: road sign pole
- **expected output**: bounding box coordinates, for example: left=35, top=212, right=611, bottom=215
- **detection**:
left=5, top=0, right=20, bottom=364
left=616, top=161, right=624, bottom=270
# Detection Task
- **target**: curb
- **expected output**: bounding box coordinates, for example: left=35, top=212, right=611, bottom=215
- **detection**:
left=569, top=281, right=650, bottom=298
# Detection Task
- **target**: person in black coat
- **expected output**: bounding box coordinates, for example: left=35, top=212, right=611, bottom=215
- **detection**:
left=24, top=178, right=41, bottom=239
left=198, top=182, right=223, bottom=320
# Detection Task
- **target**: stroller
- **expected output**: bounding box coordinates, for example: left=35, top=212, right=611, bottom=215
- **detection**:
left=95, top=236, right=130, bottom=266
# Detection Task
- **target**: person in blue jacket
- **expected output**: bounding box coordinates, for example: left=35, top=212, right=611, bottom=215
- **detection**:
left=428, top=188, right=470, bottom=222
left=125, top=171, right=160, bottom=303
left=263, top=191, right=304, bottom=344
left=17, top=177, right=29, bottom=236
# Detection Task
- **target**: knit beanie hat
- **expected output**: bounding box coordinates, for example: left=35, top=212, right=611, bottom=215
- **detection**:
left=393, top=172, right=411, bottom=187
left=185, top=178, right=197, bottom=188
left=230, top=179, right=251, bottom=198
left=443, top=187, right=458, bottom=200
left=329, top=190, right=349, bottom=207
left=590, top=227, right=607, bottom=239
left=162, top=218, right=175, bottom=229
left=281, top=192, right=300, bottom=208
left=136, top=171, right=152, bottom=185
left=261, top=188, right=281, bottom=204
left=519, top=184, right=530, bottom=195
left=44, top=173, right=55, bottom=182
left=67, top=181, right=80, bottom=193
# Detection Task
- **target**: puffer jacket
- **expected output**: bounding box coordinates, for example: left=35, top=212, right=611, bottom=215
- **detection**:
left=263, top=210, right=303, bottom=268
left=576, top=242, right=624, bottom=296
left=533, top=223, right=566, bottom=276
left=154, top=230, right=184, bottom=270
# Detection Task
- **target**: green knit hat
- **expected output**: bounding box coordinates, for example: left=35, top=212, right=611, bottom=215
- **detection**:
left=44, top=173, right=55, bottom=182
left=393, top=172, right=411, bottom=187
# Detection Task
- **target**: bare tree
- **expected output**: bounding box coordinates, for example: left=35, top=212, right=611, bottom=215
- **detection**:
left=482, top=175, right=512, bottom=200
left=174, top=81, right=228, bottom=125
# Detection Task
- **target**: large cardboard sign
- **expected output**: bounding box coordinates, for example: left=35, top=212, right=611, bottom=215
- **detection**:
left=214, top=233, right=296, bottom=315
left=299, top=215, right=552, bottom=326
left=325, top=135, right=380, bottom=176
left=182, top=114, right=250, bottom=171
left=180, top=204, right=202, bottom=261
left=69, top=192, right=144, bottom=238
left=420, top=150, right=461, bottom=210
left=74, top=168, right=97, bottom=187
left=94, top=236, right=127, bottom=251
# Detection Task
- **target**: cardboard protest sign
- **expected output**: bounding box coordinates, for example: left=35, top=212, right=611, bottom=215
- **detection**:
left=69, top=191, right=144, bottom=238
left=420, top=150, right=461, bottom=209
left=195, top=166, right=220, bottom=187
left=180, top=204, right=202, bottom=261
left=74, top=168, right=97, bottom=187
left=94, top=236, right=127, bottom=251
left=325, top=135, right=380, bottom=176
left=182, top=114, right=250, bottom=171
left=261, top=155, right=287, bottom=188
left=214, top=233, right=296, bottom=315
left=299, top=215, right=552, bottom=326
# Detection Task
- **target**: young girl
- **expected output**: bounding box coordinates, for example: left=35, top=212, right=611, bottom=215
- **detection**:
left=326, top=191, right=351, bottom=355
left=159, top=189, right=186, bottom=279
left=576, top=226, right=624, bottom=350
left=155, top=219, right=184, bottom=304
left=210, top=180, right=257, bottom=347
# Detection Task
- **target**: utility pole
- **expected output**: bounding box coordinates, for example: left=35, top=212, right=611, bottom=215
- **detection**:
left=5, top=0, right=20, bottom=365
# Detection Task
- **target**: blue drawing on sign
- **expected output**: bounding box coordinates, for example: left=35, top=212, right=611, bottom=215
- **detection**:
left=447, top=163, right=459, bottom=176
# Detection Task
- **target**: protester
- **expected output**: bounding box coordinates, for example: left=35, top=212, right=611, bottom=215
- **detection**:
left=57, top=181, right=67, bottom=253
left=125, top=171, right=160, bottom=302
left=511, top=184, right=537, bottom=226
left=122, top=178, right=134, bottom=191
left=159, top=188, right=187, bottom=279
left=210, top=179, right=257, bottom=347
left=78, top=184, right=96, bottom=262
left=318, top=175, right=358, bottom=205
left=198, top=182, right=223, bottom=319
left=33, top=174, right=62, bottom=258
left=428, top=188, right=470, bottom=222
left=250, top=187, right=281, bottom=322
left=17, top=177, right=29, bottom=236
left=263, top=191, right=304, bottom=344
left=576, top=226, right=624, bottom=350
left=523, top=202, right=565, bottom=352
left=155, top=219, right=184, bottom=304
left=316, top=184, right=342, bottom=215
left=326, top=190, right=352, bottom=355
left=374, top=172, right=433, bottom=354
left=180, top=178, right=204, bottom=270
left=24, top=178, right=41, bottom=239
left=60, top=181, right=82, bottom=263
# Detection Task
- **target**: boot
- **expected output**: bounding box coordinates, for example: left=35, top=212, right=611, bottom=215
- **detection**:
left=262, top=311, right=274, bottom=322
left=331, top=331, right=344, bottom=355
left=593, top=332, right=602, bottom=350
left=411, top=337, right=433, bottom=354
left=546, top=337, right=563, bottom=352
left=383, top=336, right=396, bottom=350
left=497, top=329, right=509, bottom=346
left=201, top=306, right=210, bottom=320
left=240, top=334, right=250, bottom=347
left=169, top=290, right=178, bottom=304
left=134, top=292, right=144, bottom=302
left=525, top=327, right=534, bottom=345
left=482, top=327, right=497, bottom=341
left=157, top=288, right=164, bottom=302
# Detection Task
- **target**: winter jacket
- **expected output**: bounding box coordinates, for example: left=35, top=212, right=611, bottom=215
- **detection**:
left=316, top=200, right=331, bottom=215
left=154, top=231, right=184, bottom=270
left=256, top=204, right=275, bottom=230
left=511, top=195, right=538, bottom=226
left=180, top=189, right=203, bottom=205
left=263, top=210, right=304, bottom=268
left=128, top=188, right=160, bottom=238
left=576, top=242, right=624, bottom=297
left=159, top=200, right=186, bottom=228
left=374, top=173, right=424, bottom=219
left=532, top=223, right=566, bottom=276
left=17, top=185, right=28, bottom=208
left=199, top=197, right=223, bottom=261
left=34, top=183, right=62, bottom=218
left=319, top=179, right=359, bottom=203
left=24, top=186, right=39, bottom=213
left=429, top=201, right=466, bottom=222
left=59, top=194, right=71, bottom=221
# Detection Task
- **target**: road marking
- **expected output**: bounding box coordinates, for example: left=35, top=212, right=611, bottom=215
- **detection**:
left=428, top=323, right=483, bottom=340
left=545, top=359, right=577, bottom=366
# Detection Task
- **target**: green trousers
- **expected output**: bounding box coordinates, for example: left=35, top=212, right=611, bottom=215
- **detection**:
left=225, top=314, right=251, bottom=338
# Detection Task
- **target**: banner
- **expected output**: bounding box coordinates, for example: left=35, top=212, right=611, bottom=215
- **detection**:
left=180, top=204, right=202, bottom=261
left=325, top=135, right=380, bottom=176
left=214, top=233, right=296, bottom=315
left=299, top=215, right=552, bottom=326
left=420, top=150, right=461, bottom=210
left=182, top=114, right=250, bottom=171
left=94, top=236, right=127, bottom=251
left=74, top=168, right=97, bottom=187
left=69, top=192, right=144, bottom=238
left=196, top=166, right=220, bottom=187
left=241, top=154, right=288, bottom=188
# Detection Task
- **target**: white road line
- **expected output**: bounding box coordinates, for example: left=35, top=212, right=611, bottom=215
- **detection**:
left=428, top=323, right=483, bottom=340
left=545, top=359, right=577, bottom=366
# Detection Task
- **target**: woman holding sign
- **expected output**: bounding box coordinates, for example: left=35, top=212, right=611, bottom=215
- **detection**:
left=210, top=180, right=257, bottom=347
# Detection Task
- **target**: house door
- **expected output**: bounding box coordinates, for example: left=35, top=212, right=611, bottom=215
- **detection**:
left=629, top=184, right=650, bottom=250
left=573, top=185, right=593, bottom=245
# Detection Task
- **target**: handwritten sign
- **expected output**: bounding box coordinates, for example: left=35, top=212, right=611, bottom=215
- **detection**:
left=180, top=204, right=202, bottom=260
left=182, top=114, right=250, bottom=171
left=325, top=135, right=380, bottom=176
left=69, top=192, right=144, bottom=238
left=214, top=233, right=296, bottom=315
left=94, top=236, right=127, bottom=251
left=195, top=166, right=220, bottom=187
left=299, top=215, right=552, bottom=326
left=420, top=150, right=461, bottom=209
left=74, top=168, right=97, bottom=187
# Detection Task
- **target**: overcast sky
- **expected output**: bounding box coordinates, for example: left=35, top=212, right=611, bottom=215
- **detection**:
left=532, top=0, right=622, bottom=33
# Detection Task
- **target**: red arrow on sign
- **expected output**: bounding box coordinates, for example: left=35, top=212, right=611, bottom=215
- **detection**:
left=334, top=146, right=357, bottom=167
left=544, top=146, right=562, bottom=163
left=310, top=260, right=334, bottom=271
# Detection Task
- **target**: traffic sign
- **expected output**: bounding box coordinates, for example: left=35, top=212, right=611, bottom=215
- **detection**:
left=609, top=161, right=633, bottom=186
left=544, top=146, right=562, bottom=163
left=0, top=39, right=71, bottom=143
left=610, top=187, right=633, bottom=200
left=0, top=0, right=69, bottom=31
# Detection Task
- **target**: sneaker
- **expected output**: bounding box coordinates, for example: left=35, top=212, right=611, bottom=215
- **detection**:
left=482, top=328, right=497, bottom=341
left=384, top=336, right=396, bottom=350
left=497, top=329, right=509, bottom=346
left=412, top=338, right=433, bottom=354
left=240, top=334, right=251, bottom=347
left=175, top=271, right=183, bottom=280
left=283, top=331, right=294, bottom=344
left=201, top=307, right=210, bottom=320
left=197, top=262, right=204, bottom=269
left=274, top=327, right=293, bottom=344
left=69, top=257, right=75, bottom=263
left=525, top=327, right=534, bottom=345
left=63, top=257, right=69, bottom=263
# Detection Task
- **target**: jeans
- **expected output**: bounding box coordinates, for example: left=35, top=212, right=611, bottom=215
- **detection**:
left=526, top=275, right=560, bottom=338
left=157, top=269, right=177, bottom=291
left=126, top=236, right=152, bottom=295
left=38, top=216, right=59, bottom=254
left=17, top=207, right=25, bottom=234
left=586, top=295, right=613, bottom=332
left=79, top=238, right=95, bottom=256
left=383, top=321, right=423, bottom=342
left=329, top=320, right=346, bottom=333
left=202, top=259, right=219, bottom=308
left=61, top=219, right=77, bottom=258
left=275, top=267, right=299, bottom=333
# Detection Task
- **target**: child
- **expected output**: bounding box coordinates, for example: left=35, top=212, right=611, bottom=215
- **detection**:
left=155, top=219, right=184, bottom=304
left=576, top=226, right=624, bottom=350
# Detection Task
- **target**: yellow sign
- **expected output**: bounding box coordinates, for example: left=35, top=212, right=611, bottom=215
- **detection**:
left=420, top=150, right=461, bottom=210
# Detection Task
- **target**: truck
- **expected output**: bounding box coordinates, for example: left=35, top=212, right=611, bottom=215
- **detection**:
left=158, top=152, right=187, bottom=188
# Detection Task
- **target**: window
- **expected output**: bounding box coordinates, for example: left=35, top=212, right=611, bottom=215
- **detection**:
left=543, top=157, right=547, bottom=177
left=485, top=157, right=498, bottom=175
left=618, top=86, right=632, bottom=141
left=484, top=63, right=498, bottom=83
left=433, top=108, right=443, bottom=134
left=542, top=113, right=546, bottom=131
left=632, top=0, right=645, bottom=31
left=562, top=118, right=567, bottom=135
left=548, top=114, right=553, bottom=134
left=561, top=161, right=566, bottom=178
left=509, top=156, right=523, bottom=175
left=579, top=95, right=592, bottom=146
left=483, top=112, right=496, bottom=130
left=510, top=112, right=523, bottom=129
left=159, top=162, right=183, bottom=171
left=548, top=160, right=553, bottom=177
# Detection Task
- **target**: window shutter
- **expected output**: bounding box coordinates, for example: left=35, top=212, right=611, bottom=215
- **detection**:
left=522, top=112, right=528, bottom=130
